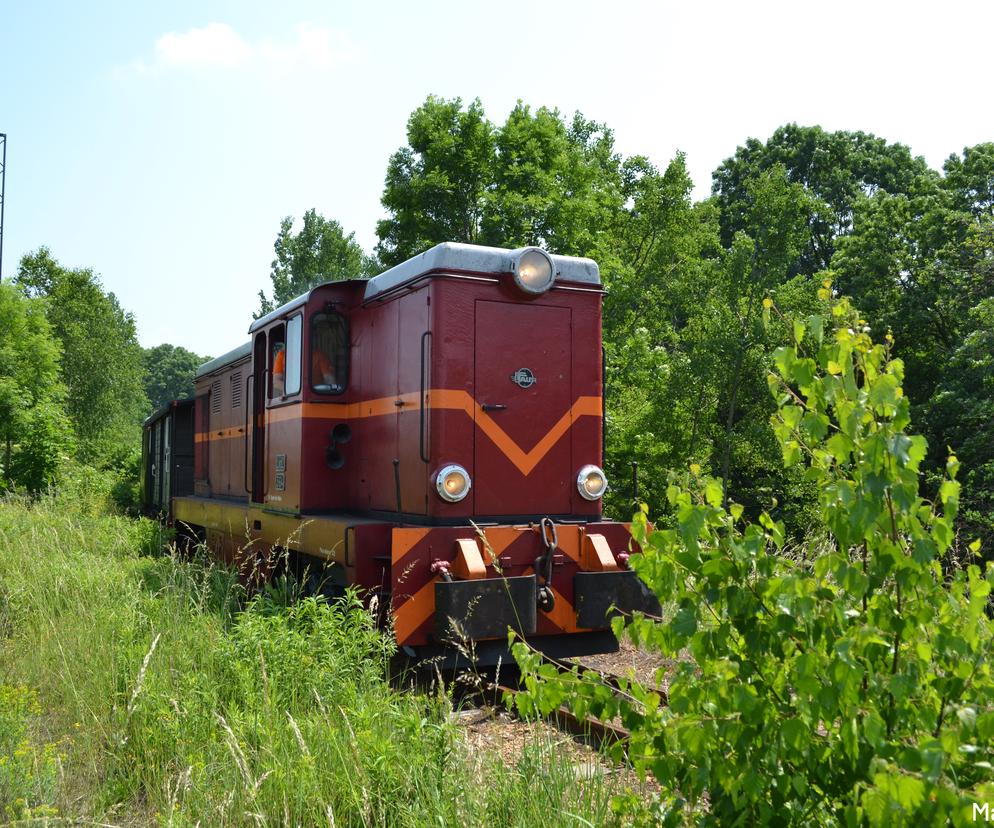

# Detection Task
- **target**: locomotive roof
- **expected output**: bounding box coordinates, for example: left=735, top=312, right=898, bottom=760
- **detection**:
left=248, top=279, right=367, bottom=334
left=194, top=341, right=252, bottom=379
left=247, top=243, right=600, bottom=333
left=362, top=242, right=600, bottom=301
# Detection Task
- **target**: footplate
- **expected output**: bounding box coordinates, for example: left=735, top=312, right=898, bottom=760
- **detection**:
left=574, top=571, right=661, bottom=629
left=435, top=575, right=537, bottom=641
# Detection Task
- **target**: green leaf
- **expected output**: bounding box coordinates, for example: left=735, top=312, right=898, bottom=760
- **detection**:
left=671, top=607, right=697, bottom=638
left=793, top=318, right=806, bottom=345
left=781, top=717, right=806, bottom=751
left=704, top=479, right=724, bottom=508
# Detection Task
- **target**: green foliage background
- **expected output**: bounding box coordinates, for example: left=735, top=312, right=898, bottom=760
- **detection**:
left=2, top=99, right=992, bottom=549
left=515, top=290, right=994, bottom=825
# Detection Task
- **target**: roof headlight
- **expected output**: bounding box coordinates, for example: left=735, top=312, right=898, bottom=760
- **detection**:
left=435, top=464, right=472, bottom=503
left=577, top=465, right=608, bottom=501
left=511, top=247, right=556, bottom=295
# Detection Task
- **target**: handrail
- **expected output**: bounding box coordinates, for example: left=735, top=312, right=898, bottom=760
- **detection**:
left=243, top=372, right=254, bottom=494
left=419, top=330, right=432, bottom=463
left=261, top=367, right=270, bottom=500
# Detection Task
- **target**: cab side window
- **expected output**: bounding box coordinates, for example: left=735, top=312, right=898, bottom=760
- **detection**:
left=269, top=325, right=286, bottom=399
left=285, top=315, right=302, bottom=395
left=268, top=316, right=303, bottom=400
left=311, top=312, right=348, bottom=394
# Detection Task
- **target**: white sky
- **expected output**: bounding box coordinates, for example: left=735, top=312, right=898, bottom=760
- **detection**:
left=1, top=0, right=991, bottom=357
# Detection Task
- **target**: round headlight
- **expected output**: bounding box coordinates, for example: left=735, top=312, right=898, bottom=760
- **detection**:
left=577, top=465, right=608, bottom=500
left=511, top=247, right=556, bottom=295
left=435, top=464, right=472, bottom=503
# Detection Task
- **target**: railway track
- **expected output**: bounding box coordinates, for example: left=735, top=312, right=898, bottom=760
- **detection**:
left=395, top=648, right=668, bottom=756
left=478, top=655, right=668, bottom=754
left=492, top=680, right=631, bottom=750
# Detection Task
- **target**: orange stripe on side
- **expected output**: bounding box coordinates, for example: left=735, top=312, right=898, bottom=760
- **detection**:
left=194, top=426, right=245, bottom=444
left=196, top=389, right=601, bottom=475
left=393, top=578, right=436, bottom=645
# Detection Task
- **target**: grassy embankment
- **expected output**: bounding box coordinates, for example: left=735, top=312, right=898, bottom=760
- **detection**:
left=0, top=474, right=624, bottom=826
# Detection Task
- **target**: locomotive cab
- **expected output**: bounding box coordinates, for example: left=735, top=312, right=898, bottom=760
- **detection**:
left=161, top=243, right=659, bottom=664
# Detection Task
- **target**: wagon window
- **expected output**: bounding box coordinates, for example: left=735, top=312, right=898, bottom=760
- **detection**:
left=311, top=312, right=348, bottom=394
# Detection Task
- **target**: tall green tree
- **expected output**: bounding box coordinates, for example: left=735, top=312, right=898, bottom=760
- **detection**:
left=0, top=282, right=74, bottom=491
left=376, top=96, right=495, bottom=266
left=482, top=105, right=623, bottom=255
left=15, top=248, right=148, bottom=463
left=256, top=209, right=372, bottom=317
left=143, top=343, right=210, bottom=411
left=713, top=124, right=935, bottom=276
left=829, top=144, right=994, bottom=548
left=943, top=142, right=994, bottom=219
left=376, top=97, right=626, bottom=263
left=600, top=154, right=724, bottom=515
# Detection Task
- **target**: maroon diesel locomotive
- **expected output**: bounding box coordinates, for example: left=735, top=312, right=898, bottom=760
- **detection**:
left=142, top=243, right=658, bottom=662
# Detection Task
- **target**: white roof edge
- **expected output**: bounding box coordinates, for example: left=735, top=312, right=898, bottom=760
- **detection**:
left=195, top=341, right=252, bottom=379
left=362, top=242, right=600, bottom=301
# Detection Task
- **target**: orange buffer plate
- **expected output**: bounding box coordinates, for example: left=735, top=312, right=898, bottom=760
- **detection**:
left=390, top=521, right=637, bottom=647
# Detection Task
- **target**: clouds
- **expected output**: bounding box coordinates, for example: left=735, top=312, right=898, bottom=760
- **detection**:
left=137, top=22, right=357, bottom=73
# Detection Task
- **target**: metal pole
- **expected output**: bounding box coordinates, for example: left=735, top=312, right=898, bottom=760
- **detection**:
left=0, top=133, right=6, bottom=282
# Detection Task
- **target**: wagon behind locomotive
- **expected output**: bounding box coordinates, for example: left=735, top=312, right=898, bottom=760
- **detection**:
left=142, top=243, right=658, bottom=663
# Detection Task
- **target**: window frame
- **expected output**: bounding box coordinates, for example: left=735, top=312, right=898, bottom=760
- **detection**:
left=284, top=313, right=303, bottom=397
left=309, top=310, right=349, bottom=396
left=267, top=323, right=286, bottom=403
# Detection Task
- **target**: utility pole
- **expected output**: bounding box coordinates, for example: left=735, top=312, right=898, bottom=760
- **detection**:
left=0, top=133, right=6, bottom=281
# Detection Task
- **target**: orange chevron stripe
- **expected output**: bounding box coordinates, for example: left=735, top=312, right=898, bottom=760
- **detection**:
left=213, top=390, right=601, bottom=475
left=431, top=390, right=601, bottom=476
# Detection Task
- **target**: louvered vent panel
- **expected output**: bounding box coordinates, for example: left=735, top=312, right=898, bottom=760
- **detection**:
left=231, top=372, right=242, bottom=408
left=210, top=381, right=222, bottom=415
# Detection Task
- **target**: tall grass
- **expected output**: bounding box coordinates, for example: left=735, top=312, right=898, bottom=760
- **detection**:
left=0, top=489, right=624, bottom=826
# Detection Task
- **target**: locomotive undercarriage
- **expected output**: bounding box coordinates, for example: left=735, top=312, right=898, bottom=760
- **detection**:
left=171, top=495, right=659, bottom=663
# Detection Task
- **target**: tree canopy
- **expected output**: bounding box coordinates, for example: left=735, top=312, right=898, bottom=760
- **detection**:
left=256, top=209, right=373, bottom=317
left=15, top=248, right=148, bottom=463
left=0, top=281, right=73, bottom=491
left=143, top=343, right=210, bottom=411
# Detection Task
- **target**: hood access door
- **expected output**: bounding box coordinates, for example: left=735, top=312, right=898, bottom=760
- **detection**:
left=474, top=300, right=572, bottom=516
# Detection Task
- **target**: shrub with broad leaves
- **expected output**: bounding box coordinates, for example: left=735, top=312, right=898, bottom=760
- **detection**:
left=514, top=285, right=994, bottom=826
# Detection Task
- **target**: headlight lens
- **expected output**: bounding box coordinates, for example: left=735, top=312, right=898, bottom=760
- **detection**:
left=577, top=465, right=608, bottom=500
left=511, top=247, right=556, bottom=294
left=435, top=464, right=472, bottom=502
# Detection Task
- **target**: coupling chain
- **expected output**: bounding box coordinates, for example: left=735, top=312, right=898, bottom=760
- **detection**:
left=535, top=516, right=558, bottom=613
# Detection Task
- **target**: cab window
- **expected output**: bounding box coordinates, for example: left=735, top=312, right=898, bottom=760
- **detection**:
left=269, top=316, right=303, bottom=399
left=311, top=312, right=348, bottom=394
left=269, top=325, right=286, bottom=399
left=285, top=315, right=302, bottom=395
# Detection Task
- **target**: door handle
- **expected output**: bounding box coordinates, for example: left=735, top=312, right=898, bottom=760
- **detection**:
left=481, top=403, right=507, bottom=412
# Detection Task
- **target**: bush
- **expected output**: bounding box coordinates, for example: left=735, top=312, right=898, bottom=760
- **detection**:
left=516, top=286, right=994, bottom=825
